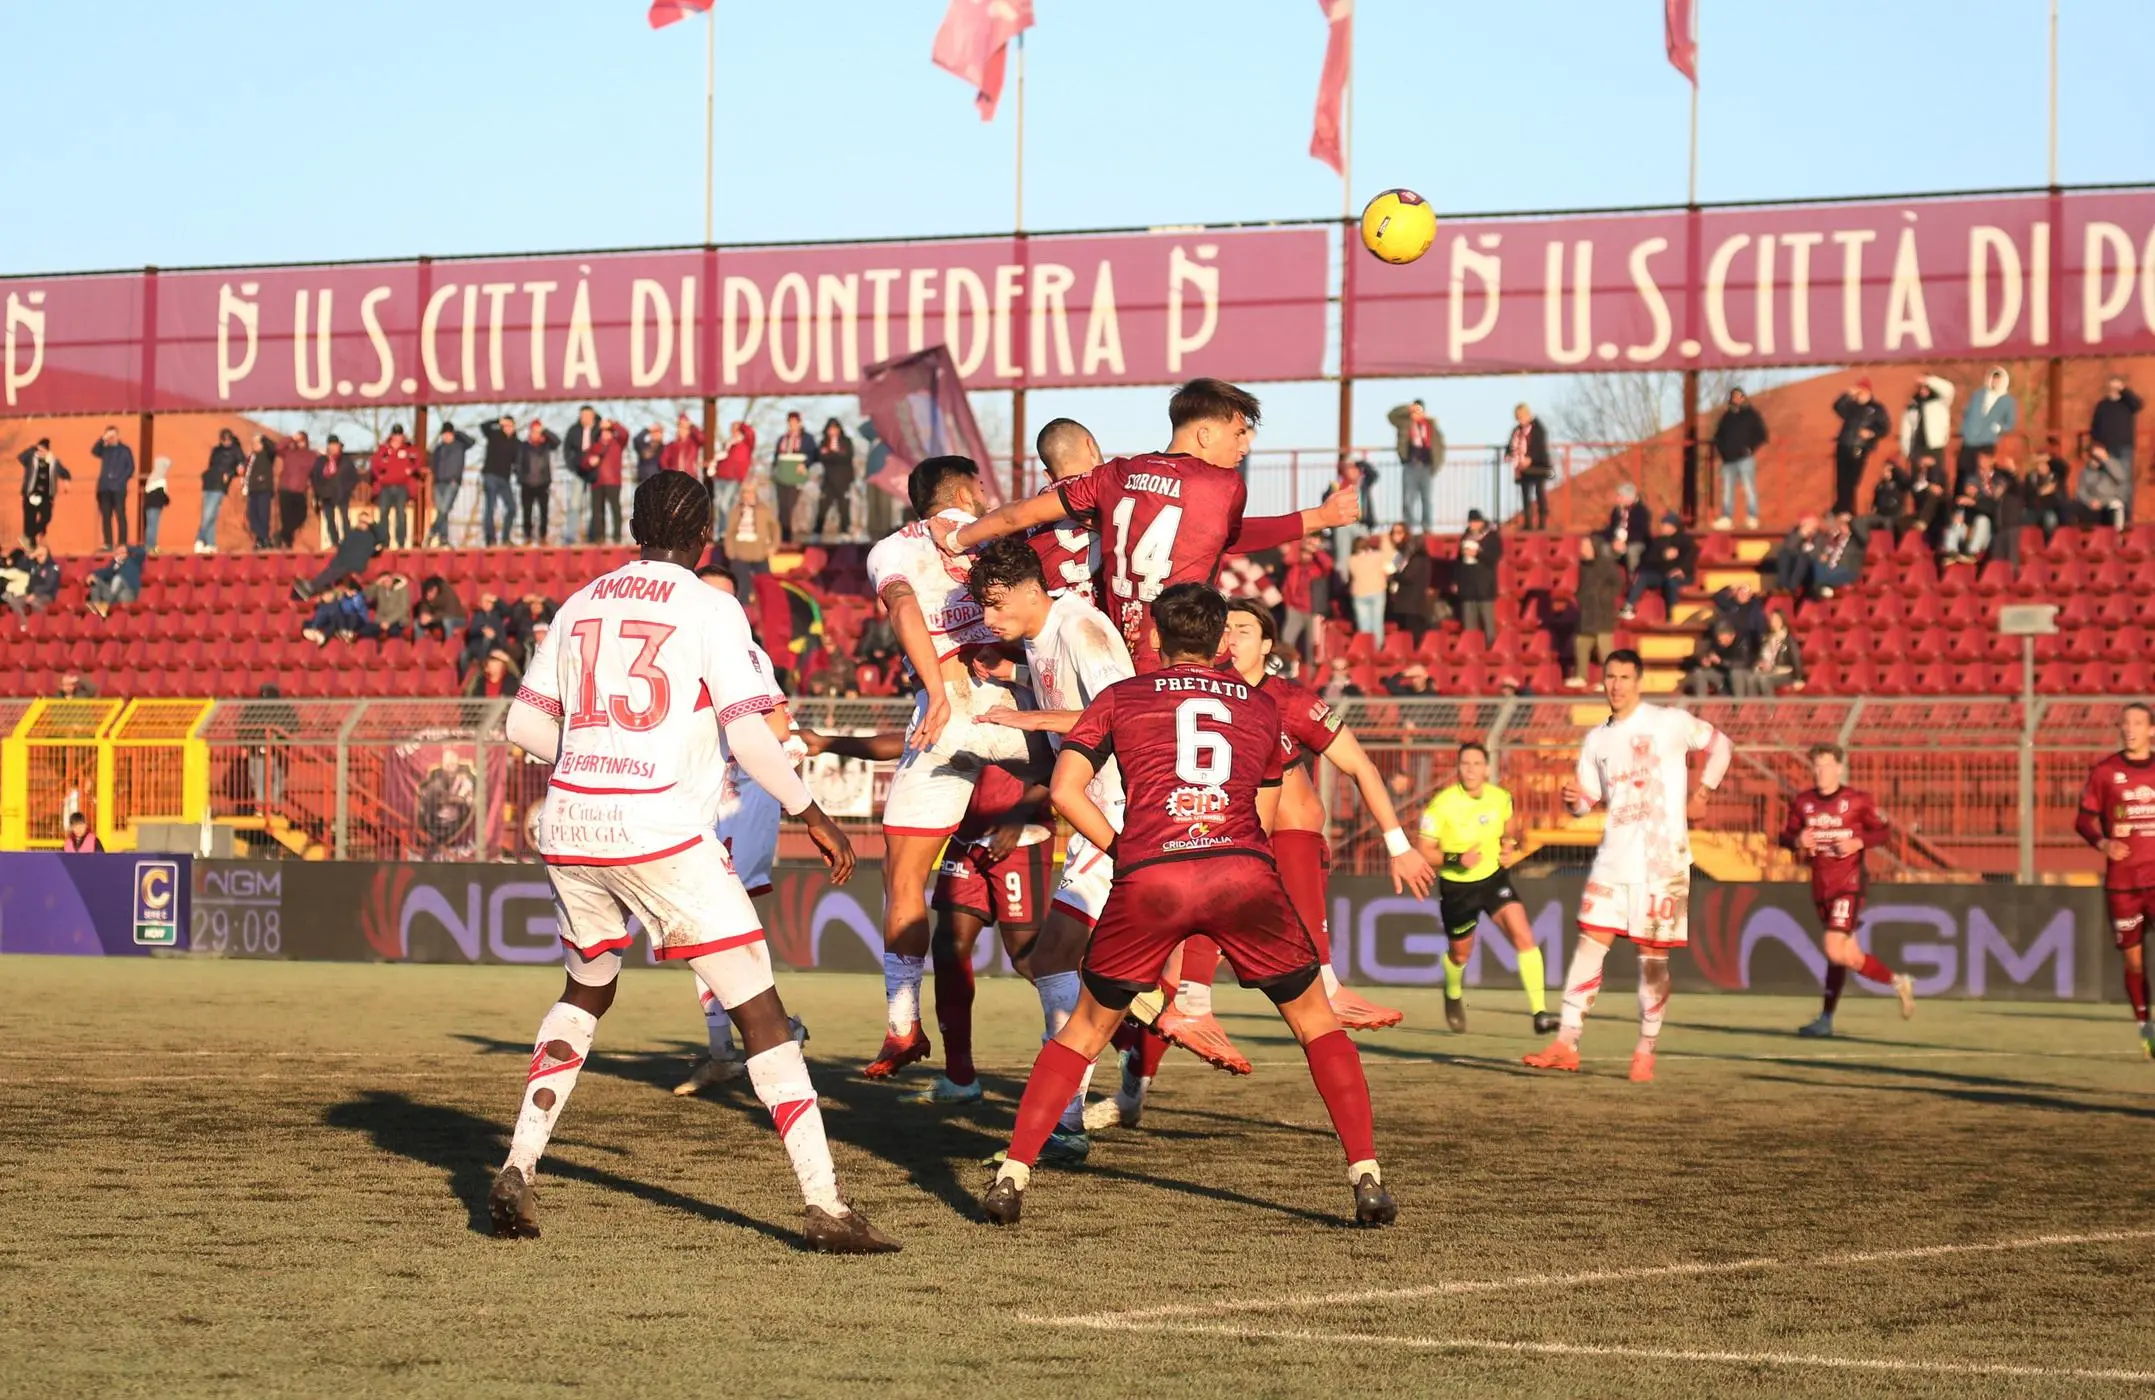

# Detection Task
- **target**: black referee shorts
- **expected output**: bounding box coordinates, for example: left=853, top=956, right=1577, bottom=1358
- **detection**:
left=1438, top=870, right=1521, bottom=939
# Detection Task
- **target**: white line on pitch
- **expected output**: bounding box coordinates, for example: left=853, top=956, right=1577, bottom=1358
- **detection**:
left=1240, top=1048, right=2133, bottom=1066
left=1024, top=1226, right=2155, bottom=1328
left=1033, top=1321, right=2155, bottom=1386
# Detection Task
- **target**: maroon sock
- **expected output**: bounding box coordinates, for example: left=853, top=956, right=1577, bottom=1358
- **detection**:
left=1302, top=1029, right=1376, bottom=1166
left=1005, top=1040, right=1091, bottom=1167
left=1137, top=1029, right=1171, bottom=1079
left=1111, top=1021, right=1143, bottom=1055
left=1857, top=953, right=1895, bottom=985
left=1822, top=964, right=1848, bottom=1015
left=1274, top=829, right=1333, bottom=964
left=934, top=953, right=976, bottom=1086
left=1181, top=937, right=1222, bottom=989
left=2129, top=964, right=2151, bottom=1022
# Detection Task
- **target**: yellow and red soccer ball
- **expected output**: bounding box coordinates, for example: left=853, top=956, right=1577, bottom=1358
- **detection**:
left=1359, top=188, right=1437, bottom=265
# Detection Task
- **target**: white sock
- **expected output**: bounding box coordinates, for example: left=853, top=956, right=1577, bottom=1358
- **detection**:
left=1176, top=979, right=1214, bottom=1018
left=694, top=973, right=734, bottom=1057
left=1320, top=964, right=1342, bottom=997
left=1637, top=955, right=1671, bottom=1045
left=1035, top=971, right=1091, bottom=1131
left=883, top=953, right=925, bottom=1036
left=746, top=1040, right=843, bottom=1213
left=1556, top=937, right=1611, bottom=1048
left=505, top=1002, right=598, bottom=1177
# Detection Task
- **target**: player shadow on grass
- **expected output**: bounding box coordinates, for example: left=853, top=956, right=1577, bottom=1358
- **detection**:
left=449, top=1031, right=699, bottom=1093
left=1746, top=1065, right=2155, bottom=1119
left=1678, top=1021, right=1940, bottom=1053
left=320, top=1090, right=805, bottom=1246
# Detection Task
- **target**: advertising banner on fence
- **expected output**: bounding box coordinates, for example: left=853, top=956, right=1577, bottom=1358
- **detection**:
left=1348, top=188, right=2155, bottom=376
left=172, top=859, right=2116, bottom=1003
left=0, top=852, right=190, bottom=955
left=0, top=227, right=1329, bottom=415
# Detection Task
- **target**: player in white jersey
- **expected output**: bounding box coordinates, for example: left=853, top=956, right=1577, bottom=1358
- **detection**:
left=488, top=472, right=895, bottom=1253
left=1524, top=649, right=1731, bottom=1083
left=862, top=456, right=1035, bottom=1079
left=964, top=538, right=1139, bottom=1160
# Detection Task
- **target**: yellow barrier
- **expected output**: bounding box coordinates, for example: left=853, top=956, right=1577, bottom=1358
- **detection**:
left=0, top=698, right=211, bottom=851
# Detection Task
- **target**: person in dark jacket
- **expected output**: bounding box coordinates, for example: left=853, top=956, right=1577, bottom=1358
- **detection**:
left=413, top=575, right=467, bottom=639
left=427, top=422, right=476, bottom=547
left=1453, top=511, right=1503, bottom=644
left=197, top=429, right=244, bottom=553
left=560, top=405, right=602, bottom=547
left=1568, top=534, right=1622, bottom=688
left=1382, top=522, right=1434, bottom=646
left=17, top=439, right=69, bottom=546
left=312, top=436, right=360, bottom=547
left=89, top=426, right=134, bottom=551
left=1506, top=403, right=1553, bottom=530
left=813, top=418, right=856, bottom=539
left=1905, top=451, right=1950, bottom=542
left=631, top=422, right=667, bottom=485
left=4, top=543, right=60, bottom=628
left=1622, top=513, right=1697, bottom=619
left=1603, top=481, right=1650, bottom=572
left=2090, top=375, right=2142, bottom=519
left=770, top=412, right=815, bottom=544
left=478, top=416, right=520, bottom=546
left=1711, top=387, right=1768, bottom=529
left=86, top=545, right=145, bottom=617
left=243, top=434, right=279, bottom=549
left=1685, top=620, right=1755, bottom=697
left=292, top=504, right=384, bottom=599
left=1806, top=514, right=1869, bottom=595
left=517, top=420, right=558, bottom=545
left=1831, top=380, right=1891, bottom=517
left=1709, top=578, right=1766, bottom=644
left=1744, top=609, right=1805, bottom=695
left=2021, top=446, right=2070, bottom=541
left=461, top=591, right=513, bottom=676
left=1940, top=452, right=2017, bottom=565
left=275, top=432, right=319, bottom=548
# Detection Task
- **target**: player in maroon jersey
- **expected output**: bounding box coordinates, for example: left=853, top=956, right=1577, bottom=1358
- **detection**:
left=939, top=378, right=1360, bottom=670
left=1024, top=418, right=1102, bottom=600
left=2075, top=702, right=2155, bottom=1054
left=979, top=583, right=1394, bottom=1228
left=1779, top=744, right=1915, bottom=1037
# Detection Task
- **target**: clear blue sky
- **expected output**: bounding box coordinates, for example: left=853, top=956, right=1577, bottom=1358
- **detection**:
left=13, top=0, right=2152, bottom=468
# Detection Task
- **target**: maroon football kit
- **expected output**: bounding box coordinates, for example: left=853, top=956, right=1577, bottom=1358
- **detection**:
left=2077, top=751, right=2155, bottom=949
left=1262, top=672, right=1344, bottom=771
left=932, top=755, right=1053, bottom=928
left=1778, top=786, right=1889, bottom=933
left=1023, top=477, right=1096, bottom=602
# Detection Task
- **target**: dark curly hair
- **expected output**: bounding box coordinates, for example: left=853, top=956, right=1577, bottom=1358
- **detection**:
left=631, top=470, right=712, bottom=554
left=966, top=537, right=1047, bottom=610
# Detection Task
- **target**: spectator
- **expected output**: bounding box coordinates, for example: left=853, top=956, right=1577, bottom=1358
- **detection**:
left=1386, top=399, right=1444, bottom=534
left=55, top=670, right=97, bottom=699
left=2090, top=375, right=2142, bottom=519
left=1958, top=366, right=2018, bottom=486
left=1711, top=387, right=1768, bottom=530
left=461, top=591, right=512, bottom=675
left=1773, top=513, right=1822, bottom=593
left=722, top=480, right=781, bottom=599
left=1710, top=578, right=1766, bottom=643
left=61, top=812, right=102, bottom=853
left=1868, top=457, right=1913, bottom=537
left=2021, top=446, right=2070, bottom=541
left=1906, top=451, right=1950, bottom=541
left=1454, top=510, right=1502, bottom=645
left=561, top=405, right=603, bottom=547
left=365, top=571, right=414, bottom=638
left=1746, top=609, right=1805, bottom=695
left=301, top=581, right=373, bottom=646
left=478, top=416, right=520, bottom=547
left=86, top=545, right=145, bottom=618
left=771, top=412, right=815, bottom=544
left=814, top=417, right=856, bottom=539
left=17, top=438, right=68, bottom=547
left=89, top=426, right=134, bottom=552
left=139, top=456, right=172, bottom=553
left=427, top=421, right=476, bottom=547
left=631, top=422, right=667, bottom=485
left=1808, top=514, right=1868, bottom=596
left=1830, top=379, right=1890, bottom=517
left=1622, top=513, right=1696, bottom=620
left=1940, top=452, right=2016, bottom=564
left=506, top=592, right=556, bottom=652
left=2078, top=442, right=2131, bottom=531
left=1320, top=655, right=1365, bottom=703
left=1899, top=373, right=1955, bottom=472
left=1383, top=521, right=1434, bottom=647
left=1345, top=532, right=1394, bottom=639
left=242, top=434, right=277, bottom=550
left=275, top=432, right=318, bottom=549
left=1568, top=535, right=1621, bottom=689
left=197, top=430, right=243, bottom=554
left=412, top=574, right=466, bottom=639
left=463, top=646, right=524, bottom=699
left=518, top=419, right=558, bottom=544
left=1327, top=456, right=1376, bottom=565
left=292, top=503, right=384, bottom=600
left=1277, top=539, right=1327, bottom=663
left=1604, top=481, right=1650, bottom=572
left=372, top=423, right=423, bottom=549
left=312, top=435, right=357, bottom=549
left=582, top=418, right=627, bottom=543
left=702, top=418, right=747, bottom=520
left=1507, top=402, right=1553, bottom=530
left=3, top=542, right=58, bottom=629
left=1382, top=661, right=1433, bottom=698
left=1685, top=620, right=1753, bottom=697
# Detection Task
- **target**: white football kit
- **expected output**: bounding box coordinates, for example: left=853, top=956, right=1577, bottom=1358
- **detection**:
left=1022, top=592, right=1133, bottom=926
left=1570, top=703, right=1730, bottom=947
left=518, top=559, right=786, bottom=1004
left=709, top=646, right=800, bottom=898
left=866, top=510, right=1033, bottom=836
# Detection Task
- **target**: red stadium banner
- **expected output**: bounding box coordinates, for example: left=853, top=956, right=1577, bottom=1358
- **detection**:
left=1347, top=188, right=2155, bottom=376
left=0, top=228, right=1329, bottom=416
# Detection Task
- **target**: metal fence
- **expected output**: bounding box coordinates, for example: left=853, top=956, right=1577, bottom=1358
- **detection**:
left=7, top=693, right=2132, bottom=882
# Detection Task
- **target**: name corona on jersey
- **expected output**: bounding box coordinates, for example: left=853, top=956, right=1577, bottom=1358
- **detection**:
left=1123, top=472, right=1184, bottom=498
left=586, top=575, right=679, bottom=604
left=1150, top=675, right=1249, bottom=699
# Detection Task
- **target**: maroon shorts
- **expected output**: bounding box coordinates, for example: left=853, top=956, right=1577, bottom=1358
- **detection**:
left=1814, top=891, right=1863, bottom=935
left=2107, top=888, right=2155, bottom=950
left=933, top=840, right=1052, bottom=928
left=1084, top=855, right=1318, bottom=994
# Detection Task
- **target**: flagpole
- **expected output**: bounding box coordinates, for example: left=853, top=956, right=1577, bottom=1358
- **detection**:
left=2046, top=0, right=2059, bottom=186
left=1010, top=31, right=1027, bottom=503
left=1334, top=11, right=1354, bottom=464
left=703, top=6, right=717, bottom=244
left=1681, top=0, right=1701, bottom=524
left=1685, top=2, right=1699, bottom=205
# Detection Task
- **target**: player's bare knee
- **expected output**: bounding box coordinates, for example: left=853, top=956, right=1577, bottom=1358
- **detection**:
left=728, top=988, right=790, bottom=1054
left=559, top=975, right=617, bottom=1017
left=1447, top=934, right=1476, bottom=965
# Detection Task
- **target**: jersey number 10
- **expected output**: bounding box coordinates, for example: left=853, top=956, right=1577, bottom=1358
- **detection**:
left=568, top=617, right=676, bottom=732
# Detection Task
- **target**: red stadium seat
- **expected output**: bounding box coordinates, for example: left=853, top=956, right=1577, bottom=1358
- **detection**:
left=1913, top=661, right=1953, bottom=693
left=2035, top=662, right=2073, bottom=694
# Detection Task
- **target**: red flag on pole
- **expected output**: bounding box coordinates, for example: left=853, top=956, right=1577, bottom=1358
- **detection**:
left=648, top=0, right=712, bottom=29
left=1309, top=0, right=1352, bottom=176
left=932, top=0, right=1035, bottom=121
left=857, top=346, right=1004, bottom=508
left=1664, top=0, right=1698, bottom=83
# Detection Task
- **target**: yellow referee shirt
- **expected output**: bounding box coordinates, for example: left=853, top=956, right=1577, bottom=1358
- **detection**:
left=1419, top=783, right=1512, bottom=883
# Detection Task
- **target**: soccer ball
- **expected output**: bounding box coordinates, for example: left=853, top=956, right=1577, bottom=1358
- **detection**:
left=1359, top=188, right=1437, bottom=265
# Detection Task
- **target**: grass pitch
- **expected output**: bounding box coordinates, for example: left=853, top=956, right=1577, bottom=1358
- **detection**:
left=5, top=958, right=2155, bottom=1399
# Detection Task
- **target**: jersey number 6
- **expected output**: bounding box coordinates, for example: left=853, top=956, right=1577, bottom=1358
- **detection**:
left=568, top=618, right=677, bottom=732
left=1174, top=697, right=1232, bottom=786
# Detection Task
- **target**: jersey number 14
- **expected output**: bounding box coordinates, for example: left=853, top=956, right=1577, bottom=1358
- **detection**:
left=1108, top=499, right=1182, bottom=603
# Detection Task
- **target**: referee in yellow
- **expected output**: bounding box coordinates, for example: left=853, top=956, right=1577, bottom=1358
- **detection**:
left=1416, top=742, right=1556, bottom=1035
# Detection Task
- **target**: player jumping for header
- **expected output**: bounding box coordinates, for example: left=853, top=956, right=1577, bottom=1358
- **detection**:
left=1524, top=650, right=1731, bottom=1083
left=1783, top=743, right=1916, bottom=1038
left=2077, top=702, right=2155, bottom=1055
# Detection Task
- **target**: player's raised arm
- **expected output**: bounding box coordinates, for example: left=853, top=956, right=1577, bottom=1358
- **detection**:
left=1226, top=485, right=1360, bottom=554
left=1319, top=727, right=1435, bottom=897
left=880, top=578, right=953, bottom=750
left=800, top=728, right=908, bottom=762
left=941, top=490, right=1072, bottom=553
left=977, top=706, right=1082, bottom=733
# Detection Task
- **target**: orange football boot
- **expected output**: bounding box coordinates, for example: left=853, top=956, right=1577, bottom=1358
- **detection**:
left=1329, top=986, right=1405, bottom=1031
left=1154, top=1007, right=1252, bottom=1075
left=1522, top=1039, right=1581, bottom=1072
left=863, top=1024, right=932, bottom=1079
left=1629, top=1044, right=1656, bottom=1082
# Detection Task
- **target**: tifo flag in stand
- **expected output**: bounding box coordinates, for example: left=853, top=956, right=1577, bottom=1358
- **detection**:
left=932, top=0, right=1035, bottom=120
left=857, top=345, right=1005, bottom=508
left=1310, top=0, right=1352, bottom=175
left=1665, top=0, right=1698, bottom=83
left=648, top=0, right=713, bottom=29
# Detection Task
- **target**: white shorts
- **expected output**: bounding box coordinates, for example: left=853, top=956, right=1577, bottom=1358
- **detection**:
left=1050, top=831, right=1117, bottom=927
left=715, top=781, right=782, bottom=897
left=1578, top=872, right=1691, bottom=949
left=882, top=675, right=1035, bottom=838
left=547, top=837, right=775, bottom=1007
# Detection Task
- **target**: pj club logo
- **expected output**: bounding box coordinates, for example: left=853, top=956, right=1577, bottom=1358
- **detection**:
left=132, top=859, right=180, bottom=947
